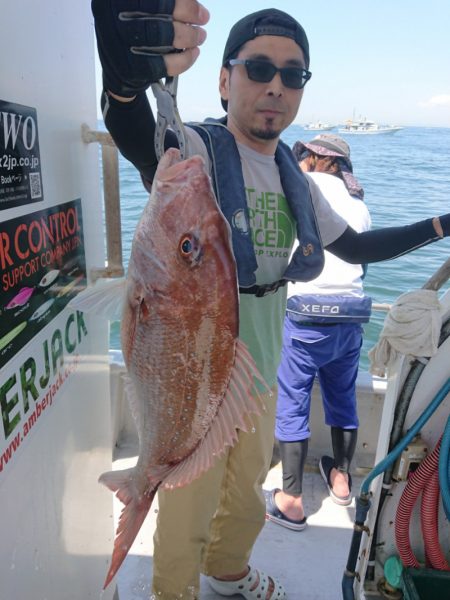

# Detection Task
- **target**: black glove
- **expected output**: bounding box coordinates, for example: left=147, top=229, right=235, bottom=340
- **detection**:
left=91, top=0, right=176, bottom=97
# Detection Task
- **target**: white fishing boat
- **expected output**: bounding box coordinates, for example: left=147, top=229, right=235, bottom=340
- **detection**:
left=111, top=272, right=450, bottom=600
left=339, top=118, right=403, bottom=135
left=2, top=3, right=449, bottom=600
left=304, top=120, right=336, bottom=131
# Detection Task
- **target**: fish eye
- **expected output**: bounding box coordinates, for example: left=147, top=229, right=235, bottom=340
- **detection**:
left=178, top=234, right=202, bottom=265
left=180, top=237, right=193, bottom=255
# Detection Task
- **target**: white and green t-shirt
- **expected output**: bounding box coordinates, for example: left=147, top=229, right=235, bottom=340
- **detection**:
left=186, top=128, right=347, bottom=387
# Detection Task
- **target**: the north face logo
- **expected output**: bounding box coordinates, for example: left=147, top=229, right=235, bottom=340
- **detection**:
left=246, top=191, right=295, bottom=250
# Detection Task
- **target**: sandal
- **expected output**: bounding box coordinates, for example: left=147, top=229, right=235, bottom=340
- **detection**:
left=265, top=488, right=307, bottom=531
left=319, top=455, right=352, bottom=506
left=208, top=566, right=286, bottom=599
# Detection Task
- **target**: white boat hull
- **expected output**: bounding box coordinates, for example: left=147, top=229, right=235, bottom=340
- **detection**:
left=338, top=127, right=403, bottom=135
left=304, top=125, right=336, bottom=131
left=304, top=121, right=336, bottom=131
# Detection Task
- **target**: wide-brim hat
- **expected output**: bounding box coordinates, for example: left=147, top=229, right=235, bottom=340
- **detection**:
left=292, top=133, right=365, bottom=200
left=293, top=133, right=350, bottom=161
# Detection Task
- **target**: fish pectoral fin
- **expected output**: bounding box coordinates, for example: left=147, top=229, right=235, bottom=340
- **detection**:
left=161, top=339, right=269, bottom=489
left=68, top=277, right=126, bottom=321
left=99, top=468, right=157, bottom=589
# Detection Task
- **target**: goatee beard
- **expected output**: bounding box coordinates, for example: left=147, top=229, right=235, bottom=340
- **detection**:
left=250, top=127, right=280, bottom=140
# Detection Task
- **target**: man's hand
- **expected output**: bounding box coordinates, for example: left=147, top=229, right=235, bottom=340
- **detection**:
left=92, top=0, right=209, bottom=99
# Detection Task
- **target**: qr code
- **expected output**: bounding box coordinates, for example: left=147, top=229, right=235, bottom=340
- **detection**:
left=29, top=172, right=42, bottom=199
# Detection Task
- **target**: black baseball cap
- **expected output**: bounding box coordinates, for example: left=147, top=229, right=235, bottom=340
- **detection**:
left=221, top=9, right=310, bottom=111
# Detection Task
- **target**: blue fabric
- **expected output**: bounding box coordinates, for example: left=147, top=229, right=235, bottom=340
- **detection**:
left=287, top=293, right=372, bottom=324
left=187, top=120, right=257, bottom=287
left=187, top=119, right=324, bottom=287
left=275, top=316, right=362, bottom=441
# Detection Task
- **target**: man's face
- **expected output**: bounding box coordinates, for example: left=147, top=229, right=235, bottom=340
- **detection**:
left=220, top=35, right=306, bottom=153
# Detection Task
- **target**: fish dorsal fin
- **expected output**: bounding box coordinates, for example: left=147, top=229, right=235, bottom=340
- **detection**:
left=161, top=339, right=270, bottom=489
left=68, top=277, right=126, bottom=321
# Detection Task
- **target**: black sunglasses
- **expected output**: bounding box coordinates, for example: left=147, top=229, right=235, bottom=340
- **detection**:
left=227, top=59, right=312, bottom=90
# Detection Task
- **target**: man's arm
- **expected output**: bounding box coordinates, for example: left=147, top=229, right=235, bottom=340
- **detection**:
left=101, top=90, right=180, bottom=184
left=92, top=0, right=209, bottom=181
left=327, top=215, right=450, bottom=263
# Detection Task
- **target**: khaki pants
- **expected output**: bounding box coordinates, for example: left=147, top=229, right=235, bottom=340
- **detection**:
left=152, top=387, right=277, bottom=599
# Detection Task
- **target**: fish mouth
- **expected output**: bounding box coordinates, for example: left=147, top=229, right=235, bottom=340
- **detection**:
left=156, top=151, right=206, bottom=184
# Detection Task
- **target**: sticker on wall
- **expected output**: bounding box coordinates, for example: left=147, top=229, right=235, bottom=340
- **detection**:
left=0, top=309, right=87, bottom=482
left=0, top=100, right=44, bottom=210
left=0, top=198, right=87, bottom=368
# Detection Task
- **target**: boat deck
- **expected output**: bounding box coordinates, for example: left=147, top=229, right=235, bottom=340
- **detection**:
left=113, top=443, right=365, bottom=600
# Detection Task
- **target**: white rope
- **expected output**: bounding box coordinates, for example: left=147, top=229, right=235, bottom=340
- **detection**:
left=368, top=290, right=443, bottom=377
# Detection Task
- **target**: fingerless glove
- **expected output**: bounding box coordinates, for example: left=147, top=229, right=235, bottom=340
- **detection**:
left=91, top=0, right=176, bottom=96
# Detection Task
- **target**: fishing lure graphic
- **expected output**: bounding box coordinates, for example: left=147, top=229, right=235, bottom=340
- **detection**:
left=5, top=287, right=35, bottom=309
left=56, top=275, right=84, bottom=298
left=30, top=299, right=55, bottom=321
left=39, top=269, right=60, bottom=287
left=0, top=322, right=27, bottom=351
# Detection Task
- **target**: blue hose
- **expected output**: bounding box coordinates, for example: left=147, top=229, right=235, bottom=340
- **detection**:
left=438, top=414, right=450, bottom=520
left=361, top=378, right=450, bottom=496
left=342, top=378, right=450, bottom=600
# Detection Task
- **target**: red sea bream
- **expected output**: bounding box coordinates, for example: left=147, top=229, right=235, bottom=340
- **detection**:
left=80, top=149, right=268, bottom=588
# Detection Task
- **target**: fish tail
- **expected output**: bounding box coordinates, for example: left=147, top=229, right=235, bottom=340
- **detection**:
left=99, top=468, right=158, bottom=589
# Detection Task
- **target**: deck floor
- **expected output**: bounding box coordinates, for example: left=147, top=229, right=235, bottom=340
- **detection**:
left=112, top=444, right=363, bottom=600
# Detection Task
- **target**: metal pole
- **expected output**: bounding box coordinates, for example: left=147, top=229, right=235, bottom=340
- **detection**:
left=102, top=142, right=123, bottom=275
left=81, top=124, right=124, bottom=280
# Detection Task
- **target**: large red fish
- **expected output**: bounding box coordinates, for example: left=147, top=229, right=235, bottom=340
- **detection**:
left=97, top=149, right=267, bottom=588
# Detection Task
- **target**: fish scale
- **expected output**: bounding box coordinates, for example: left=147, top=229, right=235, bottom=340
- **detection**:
left=131, top=316, right=202, bottom=457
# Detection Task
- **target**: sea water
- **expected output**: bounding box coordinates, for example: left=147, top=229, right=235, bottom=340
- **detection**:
left=105, top=125, right=450, bottom=372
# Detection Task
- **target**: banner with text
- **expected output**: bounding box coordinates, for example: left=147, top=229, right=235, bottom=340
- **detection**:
left=0, top=310, right=88, bottom=483
left=0, top=100, right=43, bottom=210
left=0, top=199, right=86, bottom=368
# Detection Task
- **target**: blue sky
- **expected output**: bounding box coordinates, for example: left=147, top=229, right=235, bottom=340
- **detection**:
left=95, top=0, right=450, bottom=127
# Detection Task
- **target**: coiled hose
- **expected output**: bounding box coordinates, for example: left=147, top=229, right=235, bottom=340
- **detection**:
left=395, top=437, right=450, bottom=571
left=421, top=470, right=449, bottom=570
left=366, top=317, right=450, bottom=582
left=342, top=378, right=450, bottom=600
left=439, top=414, right=450, bottom=520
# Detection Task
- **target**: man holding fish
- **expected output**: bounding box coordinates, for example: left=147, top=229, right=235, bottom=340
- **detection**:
left=91, top=2, right=450, bottom=598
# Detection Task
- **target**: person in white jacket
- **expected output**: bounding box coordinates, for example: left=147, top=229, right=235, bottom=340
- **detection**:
left=266, top=133, right=372, bottom=530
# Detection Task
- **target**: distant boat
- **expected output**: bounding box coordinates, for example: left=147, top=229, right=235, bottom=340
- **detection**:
left=338, top=118, right=403, bottom=135
left=304, top=120, right=336, bottom=131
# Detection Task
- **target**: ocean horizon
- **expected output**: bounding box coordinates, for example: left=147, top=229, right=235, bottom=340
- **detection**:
left=101, top=123, right=450, bottom=372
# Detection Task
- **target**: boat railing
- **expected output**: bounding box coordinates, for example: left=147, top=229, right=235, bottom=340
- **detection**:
left=363, top=259, right=450, bottom=317
left=422, top=256, right=450, bottom=291
left=81, top=123, right=125, bottom=281
left=80, top=123, right=450, bottom=309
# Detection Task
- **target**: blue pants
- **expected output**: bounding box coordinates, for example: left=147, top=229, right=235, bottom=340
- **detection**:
left=276, top=317, right=362, bottom=442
